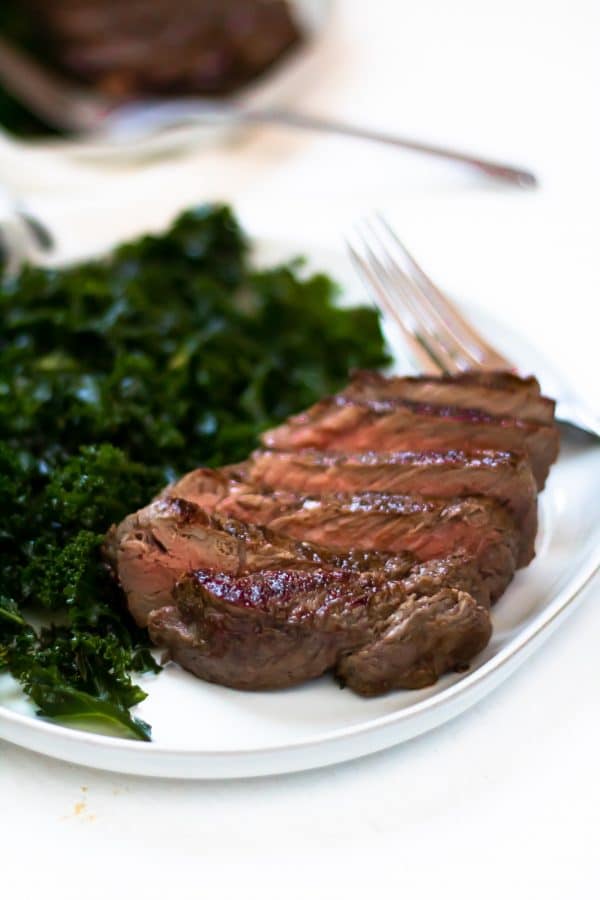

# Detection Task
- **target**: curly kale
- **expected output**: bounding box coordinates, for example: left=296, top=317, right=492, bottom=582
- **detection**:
left=0, top=204, right=390, bottom=740
left=0, top=441, right=162, bottom=739
left=43, top=445, right=165, bottom=534
left=5, top=624, right=157, bottom=740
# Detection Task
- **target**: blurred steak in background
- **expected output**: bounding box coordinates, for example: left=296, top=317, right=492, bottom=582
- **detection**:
left=14, top=0, right=303, bottom=96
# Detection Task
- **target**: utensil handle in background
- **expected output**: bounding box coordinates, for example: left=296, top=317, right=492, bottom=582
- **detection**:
left=250, top=108, right=538, bottom=187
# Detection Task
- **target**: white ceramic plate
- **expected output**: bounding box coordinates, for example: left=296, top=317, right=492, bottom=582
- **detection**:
left=0, top=0, right=333, bottom=164
left=1, top=234, right=599, bottom=779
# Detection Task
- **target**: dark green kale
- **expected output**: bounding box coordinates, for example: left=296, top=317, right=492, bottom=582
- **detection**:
left=0, top=441, right=162, bottom=739
left=0, top=203, right=390, bottom=740
left=4, top=622, right=157, bottom=740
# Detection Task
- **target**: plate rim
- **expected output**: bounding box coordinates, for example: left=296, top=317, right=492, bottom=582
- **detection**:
left=1, top=230, right=599, bottom=777
left=1, top=536, right=598, bottom=765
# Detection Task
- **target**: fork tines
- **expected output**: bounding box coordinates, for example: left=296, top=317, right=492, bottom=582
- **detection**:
left=347, top=214, right=512, bottom=374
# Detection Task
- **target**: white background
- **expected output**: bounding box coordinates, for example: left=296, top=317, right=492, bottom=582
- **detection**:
left=1, top=1, right=599, bottom=897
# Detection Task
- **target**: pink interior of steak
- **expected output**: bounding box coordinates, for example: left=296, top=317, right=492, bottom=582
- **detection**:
left=212, top=488, right=517, bottom=562
left=247, top=447, right=538, bottom=566
left=261, top=394, right=559, bottom=488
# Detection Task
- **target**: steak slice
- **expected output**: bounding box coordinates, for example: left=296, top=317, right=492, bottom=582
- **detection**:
left=262, top=395, right=559, bottom=489
left=401, top=553, right=490, bottom=607
left=162, top=466, right=519, bottom=600
left=148, top=568, right=399, bottom=691
left=105, top=494, right=414, bottom=627
left=248, top=447, right=538, bottom=565
left=107, top=480, right=496, bottom=624
left=336, top=588, right=491, bottom=695
left=209, top=486, right=519, bottom=601
left=345, top=370, right=556, bottom=423
left=147, top=568, right=491, bottom=693
left=447, top=371, right=542, bottom=394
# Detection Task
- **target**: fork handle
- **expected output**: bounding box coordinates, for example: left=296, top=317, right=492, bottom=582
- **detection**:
left=262, top=109, right=538, bottom=188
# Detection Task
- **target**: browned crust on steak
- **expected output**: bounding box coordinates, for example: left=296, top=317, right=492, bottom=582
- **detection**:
left=147, top=569, right=491, bottom=692
left=105, top=368, right=558, bottom=698
left=248, top=447, right=538, bottom=566
left=262, top=394, right=559, bottom=489
left=346, top=370, right=555, bottom=423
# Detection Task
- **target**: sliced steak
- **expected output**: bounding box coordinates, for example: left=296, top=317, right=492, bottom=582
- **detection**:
left=209, top=487, right=518, bottom=601
left=148, top=568, right=491, bottom=692
left=105, top=494, right=414, bottom=627
left=164, top=465, right=237, bottom=507
left=162, top=466, right=518, bottom=600
left=107, top=481, right=497, bottom=626
left=105, top=367, right=559, bottom=699
left=106, top=496, right=297, bottom=626
left=402, top=553, right=490, bottom=607
left=345, top=370, right=556, bottom=423
left=248, top=447, right=537, bottom=565
left=262, top=395, right=559, bottom=489
left=148, top=567, right=399, bottom=691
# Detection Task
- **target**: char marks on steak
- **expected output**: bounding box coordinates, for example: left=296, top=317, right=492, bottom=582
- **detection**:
left=107, top=370, right=559, bottom=697
left=346, top=370, right=556, bottom=423
left=208, top=485, right=519, bottom=601
left=262, top=394, right=559, bottom=489
left=105, top=493, right=415, bottom=627
left=148, top=570, right=491, bottom=693
left=248, top=447, right=537, bottom=565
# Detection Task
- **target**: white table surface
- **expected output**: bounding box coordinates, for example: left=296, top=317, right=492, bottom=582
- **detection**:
left=1, top=1, right=599, bottom=897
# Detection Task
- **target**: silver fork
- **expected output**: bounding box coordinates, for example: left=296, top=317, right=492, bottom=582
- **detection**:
left=347, top=214, right=600, bottom=439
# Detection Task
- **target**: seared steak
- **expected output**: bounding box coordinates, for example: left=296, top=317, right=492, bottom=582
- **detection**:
left=105, top=494, right=415, bottom=627
left=345, top=370, right=556, bottom=423
left=214, top=489, right=518, bottom=600
left=155, top=464, right=518, bottom=599
left=148, top=568, right=491, bottom=693
left=248, top=447, right=537, bottom=565
left=108, top=485, right=497, bottom=623
left=262, top=394, right=559, bottom=488
left=106, top=368, right=559, bottom=699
